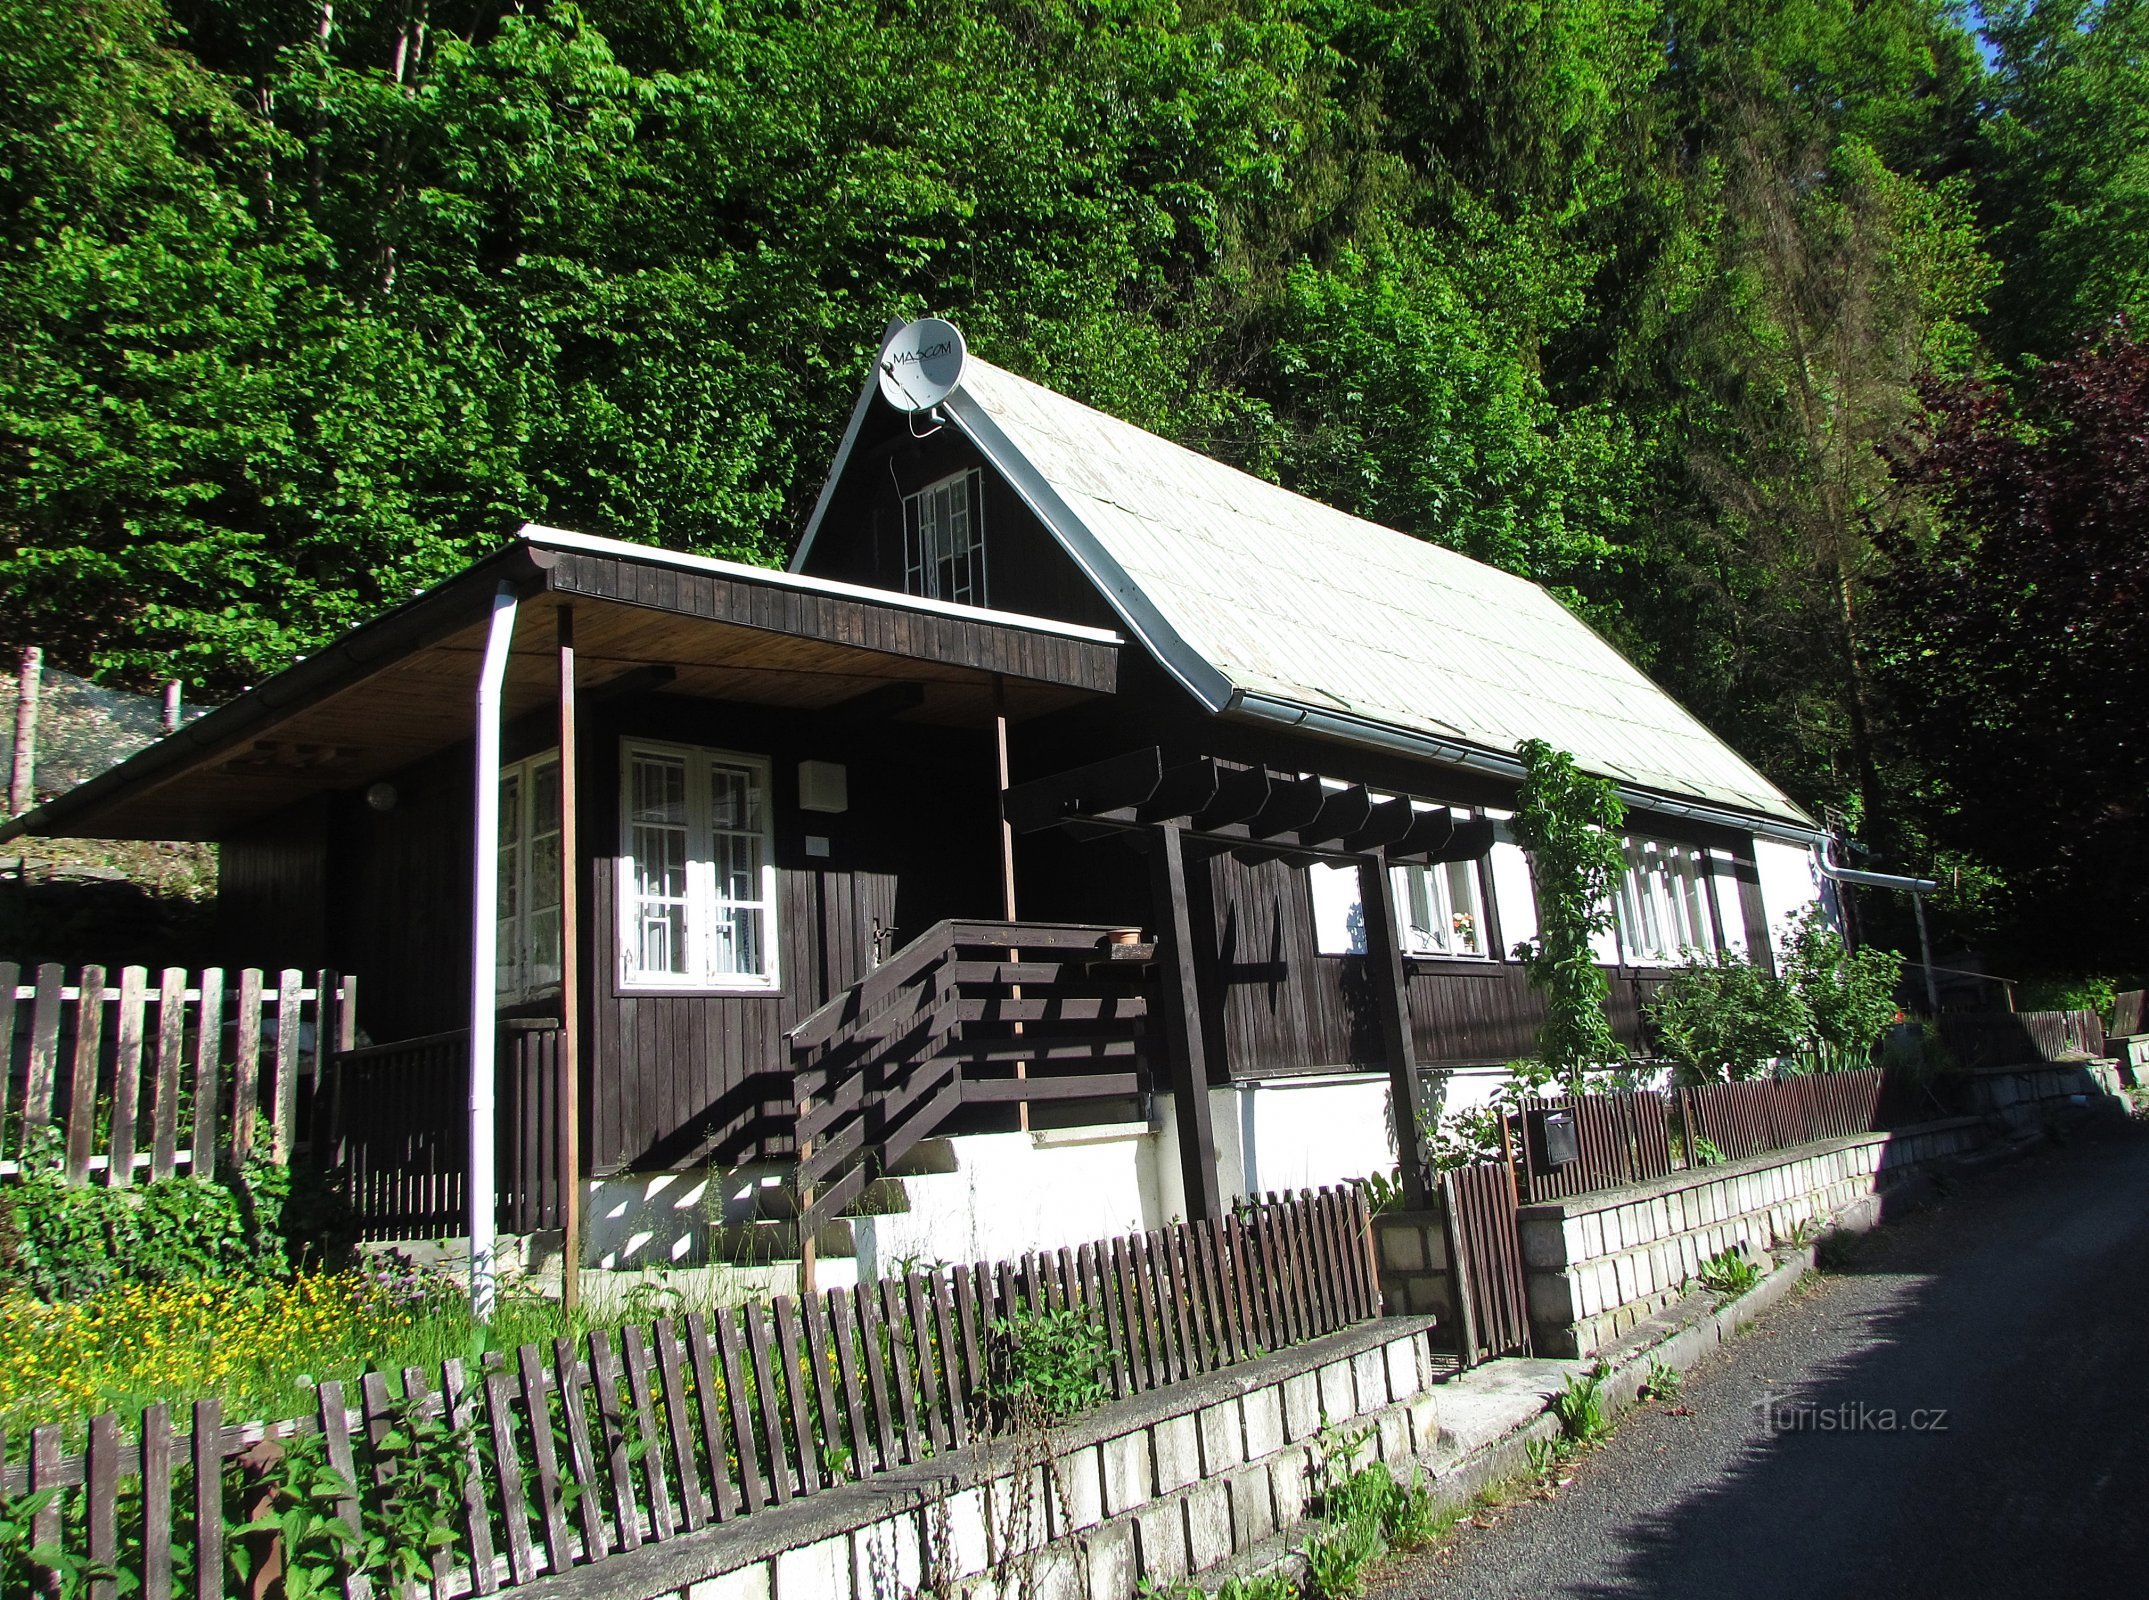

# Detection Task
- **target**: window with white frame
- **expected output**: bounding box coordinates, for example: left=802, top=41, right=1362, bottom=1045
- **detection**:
left=618, top=741, right=778, bottom=990
left=902, top=469, right=985, bottom=605
left=1308, top=857, right=1491, bottom=958
left=1611, top=836, right=1715, bottom=965
left=497, top=752, right=563, bottom=1001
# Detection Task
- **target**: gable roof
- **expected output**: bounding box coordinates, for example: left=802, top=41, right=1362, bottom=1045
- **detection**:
left=796, top=333, right=1813, bottom=836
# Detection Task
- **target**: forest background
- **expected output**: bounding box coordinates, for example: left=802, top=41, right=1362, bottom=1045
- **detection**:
left=2, top=0, right=2145, bottom=983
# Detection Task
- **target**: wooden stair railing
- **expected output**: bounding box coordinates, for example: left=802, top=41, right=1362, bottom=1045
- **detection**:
left=788, top=920, right=1154, bottom=1232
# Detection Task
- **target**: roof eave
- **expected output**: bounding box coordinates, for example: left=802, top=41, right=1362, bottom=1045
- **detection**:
left=1226, top=691, right=1822, bottom=845
left=0, top=542, right=556, bottom=845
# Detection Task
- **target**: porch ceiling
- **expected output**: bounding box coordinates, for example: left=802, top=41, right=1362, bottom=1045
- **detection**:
left=5, top=532, right=1122, bottom=843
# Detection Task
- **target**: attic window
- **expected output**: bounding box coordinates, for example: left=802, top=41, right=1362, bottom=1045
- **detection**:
left=903, top=469, right=985, bottom=605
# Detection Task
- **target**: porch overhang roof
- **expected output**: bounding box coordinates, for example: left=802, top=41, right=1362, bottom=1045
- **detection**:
left=1, top=527, right=1123, bottom=844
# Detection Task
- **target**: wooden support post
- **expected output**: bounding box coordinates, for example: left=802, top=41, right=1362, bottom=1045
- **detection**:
left=557, top=607, right=583, bottom=1310
left=1359, top=848, right=1435, bottom=1210
left=993, top=675, right=1026, bottom=1129
left=1149, top=821, right=1222, bottom=1223
left=9, top=644, right=40, bottom=817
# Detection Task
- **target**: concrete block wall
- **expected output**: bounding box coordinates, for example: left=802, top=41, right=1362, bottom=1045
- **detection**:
left=620, top=1321, right=1441, bottom=1600
left=1516, top=1118, right=1986, bottom=1356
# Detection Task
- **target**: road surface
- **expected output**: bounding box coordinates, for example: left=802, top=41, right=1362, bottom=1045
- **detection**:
left=1375, top=1117, right=2149, bottom=1599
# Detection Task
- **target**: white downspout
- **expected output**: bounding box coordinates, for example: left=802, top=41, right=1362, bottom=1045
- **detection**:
left=469, top=582, right=519, bottom=1320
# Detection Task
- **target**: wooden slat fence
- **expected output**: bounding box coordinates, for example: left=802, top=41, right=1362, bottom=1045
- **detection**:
left=1508, top=1087, right=1676, bottom=1203
left=0, top=963, right=352, bottom=1182
left=327, top=1020, right=565, bottom=1239
left=5, top=1187, right=1374, bottom=1598
left=1437, top=1161, right=1531, bottom=1365
left=1677, top=1068, right=1885, bottom=1165
left=1935, top=1008, right=2106, bottom=1071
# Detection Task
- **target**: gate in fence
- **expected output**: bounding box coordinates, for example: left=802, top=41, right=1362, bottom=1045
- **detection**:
left=1, top=962, right=353, bottom=1182
left=1436, top=1161, right=1532, bottom=1365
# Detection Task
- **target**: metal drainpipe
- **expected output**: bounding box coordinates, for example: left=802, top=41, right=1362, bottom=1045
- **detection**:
left=1815, top=858, right=1944, bottom=1018
left=468, top=582, right=520, bottom=1321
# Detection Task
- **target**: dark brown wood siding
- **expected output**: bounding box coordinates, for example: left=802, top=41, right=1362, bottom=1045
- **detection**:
left=582, top=693, right=1003, bottom=1173
left=216, top=796, right=331, bottom=970
left=791, top=425, right=1120, bottom=632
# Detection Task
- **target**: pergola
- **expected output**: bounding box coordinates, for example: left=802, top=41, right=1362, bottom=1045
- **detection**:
left=1002, top=747, right=1497, bottom=1217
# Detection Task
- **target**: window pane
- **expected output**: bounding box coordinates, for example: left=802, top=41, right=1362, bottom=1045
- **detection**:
left=903, top=471, right=984, bottom=604
left=627, top=754, right=692, bottom=979
left=707, top=760, right=768, bottom=979
left=1445, top=860, right=1484, bottom=954
left=1310, top=863, right=1366, bottom=955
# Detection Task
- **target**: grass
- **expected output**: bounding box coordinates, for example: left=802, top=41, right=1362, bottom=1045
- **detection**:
left=0, top=1261, right=751, bottom=1438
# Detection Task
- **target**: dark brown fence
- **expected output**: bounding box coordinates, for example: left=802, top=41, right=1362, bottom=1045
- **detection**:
left=1508, top=1087, right=1676, bottom=1203
left=1, top=963, right=353, bottom=1182
left=7, top=1187, right=1375, bottom=1598
left=1677, top=1068, right=1885, bottom=1165
left=1936, top=1008, right=2106, bottom=1071
left=1438, top=1161, right=1531, bottom=1365
left=326, top=1020, right=566, bottom=1239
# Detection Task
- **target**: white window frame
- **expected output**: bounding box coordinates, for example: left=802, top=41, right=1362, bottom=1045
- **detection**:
left=1306, top=853, right=1493, bottom=960
left=616, top=739, right=780, bottom=993
left=902, top=468, right=986, bottom=605
left=1611, top=835, right=1716, bottom=966
left=497, top=750, right=563, bottom=1003
left=1394, top=857, right=1491, bottom=959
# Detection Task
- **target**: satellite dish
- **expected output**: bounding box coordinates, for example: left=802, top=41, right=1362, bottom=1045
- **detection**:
left=878, top=318, right=968, bottom=412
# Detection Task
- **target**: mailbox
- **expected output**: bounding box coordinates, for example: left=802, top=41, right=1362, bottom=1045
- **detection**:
left=1530, top=1107, right=1579, bottom=1169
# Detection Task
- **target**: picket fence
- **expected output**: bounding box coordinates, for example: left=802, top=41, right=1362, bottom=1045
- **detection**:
left=0, top=963, right=352, bottom=1182
left=4, top=1186, right=1377, bottom=1600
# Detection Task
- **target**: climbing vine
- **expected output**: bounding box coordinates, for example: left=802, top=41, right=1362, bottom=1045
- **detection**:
left=1508, top=740, right=1628, bottom=1092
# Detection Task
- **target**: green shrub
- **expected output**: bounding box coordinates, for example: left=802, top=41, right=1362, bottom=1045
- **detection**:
left=1783, top=907, right=1901, bottom=1057
left=2, top=1130, right=352, bottom=1302
left=1509, top=741, right=1628, bottom=1091
left=983, top=1304, right=1108, bottom=1421
left=1647, top=952, right=1811, bottom=1084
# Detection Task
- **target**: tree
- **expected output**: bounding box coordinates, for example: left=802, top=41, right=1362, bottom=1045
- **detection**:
left=1870, top=329, right=2149, bottom=970
left=1508, top=739, right=1628, bottom=1089
left=1977, top=0, right=2149, bottom=361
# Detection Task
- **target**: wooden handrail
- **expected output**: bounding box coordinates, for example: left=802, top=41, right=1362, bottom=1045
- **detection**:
left=788, top=919, right=1150, bottom=1236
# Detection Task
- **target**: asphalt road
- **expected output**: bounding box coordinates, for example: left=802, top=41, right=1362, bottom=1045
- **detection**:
left=1374, top=1117, right=2149, bottom=1600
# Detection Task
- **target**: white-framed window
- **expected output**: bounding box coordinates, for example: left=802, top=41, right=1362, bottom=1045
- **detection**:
left=1307, top=858, right=1490, bottom=958
left=903, top=468, right=985, bottom=605
left=618, top=740, right=779, bottom=991
left=1611, top=836, right=1715, bottom=965
left=1396, top=858, right=1488, bottom=957
left=497, top=752, right=563, bottom=1001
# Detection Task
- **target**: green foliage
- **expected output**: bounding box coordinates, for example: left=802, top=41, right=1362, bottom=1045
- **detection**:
left=1646, top=952, right=1813, bottom=1084
left=1, top=1485, right=114, bottom=1600
left=1301, top=1514, right=1385, bottom=1600
left=1509, top=740, right=1627, bottom=1090
left=229, top=1397, right=471, bottom=1599
left=1641, top=1356, right=1682, bottom=1403
left=1695, top=1247, right=1763, bottom=1297
left=1689, top=1136, right=1725, bottom=1168
left=984, top=1304, right=1108, bottom=1422
left=1647, top=906, right=1904, bottom=1082
left=1, top=1130, right=349, bottom=1302
left=1215, top=1574, right=1299, bottom=1600
left=1550, top=1362, right=1609, bottom=1445
left=1782, top=906, right=1902, bottom=1055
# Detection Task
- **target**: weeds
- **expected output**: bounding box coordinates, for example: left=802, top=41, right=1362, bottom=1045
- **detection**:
left=1551, top=1363, right=1609, bottom=1445
left=1695, top=1247, right=1763, bottom=1297
left=1639, top=1356, right=1682, bottom=1403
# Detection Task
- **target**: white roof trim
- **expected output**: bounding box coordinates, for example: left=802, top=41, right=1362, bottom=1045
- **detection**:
left=939, top=393, right=1235, bottom=712
left=521, top=524, right=1123, bottom=645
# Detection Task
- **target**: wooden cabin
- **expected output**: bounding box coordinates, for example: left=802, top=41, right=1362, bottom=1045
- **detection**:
left=1, top=325, right=1828, bottom=1284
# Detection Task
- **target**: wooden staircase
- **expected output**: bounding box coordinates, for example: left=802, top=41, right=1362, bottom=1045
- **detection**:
left=785, top=920, right=1155, bottom=1235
